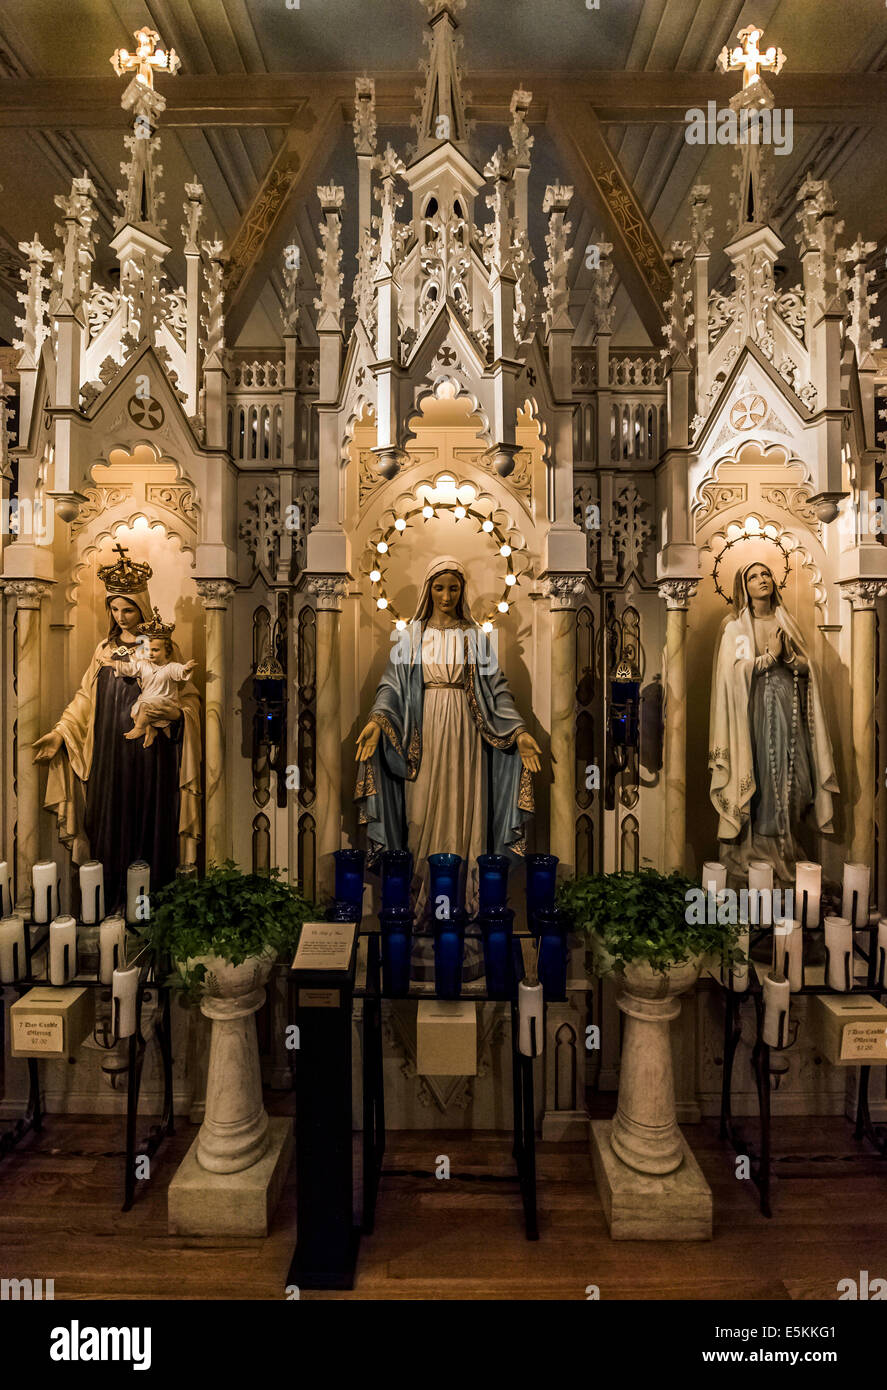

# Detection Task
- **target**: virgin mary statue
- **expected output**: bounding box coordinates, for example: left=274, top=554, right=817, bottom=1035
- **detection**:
left=355, top=556, right=541, bottom=917
left=32, top=548, right=201, bottom=911
left=708, top=560, right=837, bottom=881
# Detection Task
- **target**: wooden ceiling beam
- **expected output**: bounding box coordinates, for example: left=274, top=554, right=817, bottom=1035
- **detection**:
left=547, top=96, right=669, bottom=344
left=3, top=71, right=887, bottom=129
left=223, top=93, right=341, bottom=344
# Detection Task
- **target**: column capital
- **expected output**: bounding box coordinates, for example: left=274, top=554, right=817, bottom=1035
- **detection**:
left=539, top=572, right=588, bottom=611
left=839, top=579, right=887, bottom=610
left=658, top=578, right=698, bottom=611
left=195, top=578, right=236, bottom=609
left=0, top=579, right=53, bottom=609
left=305, top=574, right=350, bottom=611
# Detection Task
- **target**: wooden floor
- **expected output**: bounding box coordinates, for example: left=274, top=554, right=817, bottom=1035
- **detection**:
left=0, top=1100, right=884, bottom=1300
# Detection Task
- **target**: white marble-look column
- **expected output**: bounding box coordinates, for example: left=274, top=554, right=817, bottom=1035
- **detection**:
left=658, top=579, right=698, bottom=875
left=307, top=575, right=349, bottom=898
left=540, top=574, right=587, bottom=870
left=3, top=580, right=51, bottom=903
left=841, top=581, right=887, bottom=872
left=197, top=982, right=270, bottom=1173
left=196, top=579, right=235, bottom=867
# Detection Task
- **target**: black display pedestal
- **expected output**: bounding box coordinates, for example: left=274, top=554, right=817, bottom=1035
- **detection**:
left=287, top=926, right=360, bottom=1291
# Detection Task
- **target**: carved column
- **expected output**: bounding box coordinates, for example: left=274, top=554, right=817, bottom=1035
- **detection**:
left=2, top=581, right=52, bottom=904
left=659, top=579, right=698, bottom=874
left=841, top=581, right=887, bottom=872
left=307, top=575, right=349, bottom=897
left=541, top=574, right=586, bottom=869
left=196, top=580, right=235, bottom=866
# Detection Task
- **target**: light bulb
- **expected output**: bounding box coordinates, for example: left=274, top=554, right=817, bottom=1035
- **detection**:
left=454, top=506, right=466, bottom=519
left=482, top=621, right=493, bottom=633
left=499, top=544, right=511, bottom=557
left=394, top=518, right=406, bottom=531
left=377, top=597, right=388, bottom=609
left=376, top=541, right=388, bottom=554
left=395, top=619, right=406, bottom=630
left=369, top=569, right=381, bottom=583
left=497, top=601, right=509, bottom=613
left=422, top=505, right=434, bottom=518
left=505, top=573, right=516, bottom=586
left=482, top=520, right=494, bottom=532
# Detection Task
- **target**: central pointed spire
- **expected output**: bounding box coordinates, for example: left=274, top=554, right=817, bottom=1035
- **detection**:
left=411, top=0, right=473, bottom=164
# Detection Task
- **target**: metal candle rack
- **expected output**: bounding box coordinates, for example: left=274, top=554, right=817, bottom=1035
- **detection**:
left=718, top=900, right=887, bottom=1217
left=0, top=911, right=174, bottom=1212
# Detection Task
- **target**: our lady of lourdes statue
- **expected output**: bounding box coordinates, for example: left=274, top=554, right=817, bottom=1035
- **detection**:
left=354, top=556, right=542, bottom=920
left=709, top=560, right=837, bottom=882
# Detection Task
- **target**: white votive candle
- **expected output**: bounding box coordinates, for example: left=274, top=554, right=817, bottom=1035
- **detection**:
left=773, top=919, right=803, bottom=993
left=0, top=915, right=26, bottom=984
left=729, top=926, right=750, bottom=993
left=32, top=861, right=60, bottom=925
left=824, top=915, right=853, bottom=992
left=126, top=862, right=150, bottom=925
left=748, top=861, right=773, bottom=925
left=0, top=861, right=13, bottom=918
left=518, top=981, right=544, bottom=1057
left=99, top=916, right=127, bottom=985
left=49, top=915, right=77, bottom=986
left=112, top=965, right=139, bottom=1039
left=841, top=863, right=870, bottom=930
left=762, top=973, right=790, bottom=1049
left=795, top=861, right=821, bottom=929
left=79, top=861, right=105, bottom=925
left=702, top=861, right=727, bottom=895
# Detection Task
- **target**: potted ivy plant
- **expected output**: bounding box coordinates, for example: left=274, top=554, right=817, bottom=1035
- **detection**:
left=558, top=868, right=744, bottom=1184
left=140, top=861, right=315, bottom=1175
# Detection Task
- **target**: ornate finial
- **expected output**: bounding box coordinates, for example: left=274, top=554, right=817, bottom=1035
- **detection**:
left=97, top=543, right=153, bottom=593
left=543, top=187, right=576, bottom=334
left=181, top=179, right=205, bottom=251
left=201, top=238, right=227, bottom=362
left=841, top=237, right=882, bottom=357
left=509, top=88, right=533, bottom=166
left=111, top=27, right=180, bottom=89
left=411, top=0, right=472, bottom=160
left=716, top=25, right=785, bottom=92
left=353, top=76, right=377, bottom=156
left=137, top=605, right=175, bottom=639
left=689, top=185, right=713, bottom=253
left=14, top=234, right=52, bottom=366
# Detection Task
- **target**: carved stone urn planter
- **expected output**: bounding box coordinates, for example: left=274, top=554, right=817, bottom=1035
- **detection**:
left=186, top=947, right=277, bottom=1174
left=609, top=955, right=703, bottom=1176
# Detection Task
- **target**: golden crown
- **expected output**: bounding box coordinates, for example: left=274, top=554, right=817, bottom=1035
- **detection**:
left=137, top=606, right=175, bottom=639
left=98, top=543, right=153, bottom=594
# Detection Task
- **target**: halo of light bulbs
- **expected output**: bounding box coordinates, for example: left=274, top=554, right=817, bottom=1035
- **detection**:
left=366, top=498, right=520, bottom=625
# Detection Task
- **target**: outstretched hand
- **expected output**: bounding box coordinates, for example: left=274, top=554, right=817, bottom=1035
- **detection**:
left=517, top=731, right=542, bottom=773
left=356, top=718, right=382, bottom=762
left=33, top=730, right=62, bottom=764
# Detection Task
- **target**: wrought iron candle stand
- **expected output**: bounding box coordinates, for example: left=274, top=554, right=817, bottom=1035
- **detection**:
left=718, top=894, right=887, bottom=1217
left=0, top=910, right=174, bottom=1212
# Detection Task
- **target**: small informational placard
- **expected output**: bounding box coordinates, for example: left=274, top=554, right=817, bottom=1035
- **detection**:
left=292, top=922, right=356, bottom=974
left=12, top=1013, right=64, bottom=1054
left=840, top=1022, right=887, bottom=1063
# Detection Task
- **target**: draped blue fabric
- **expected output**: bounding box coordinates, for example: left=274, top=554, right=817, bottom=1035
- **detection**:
left=355, top=621, right=532, bottom=860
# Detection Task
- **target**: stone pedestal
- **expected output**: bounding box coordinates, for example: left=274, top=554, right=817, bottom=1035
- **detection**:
left=591, top=956, right=712, bottom=1239
left=197, top=983, right=270, bottom=1173
left=590, top=1120, right=712, bottom=1240
left=168, top=1116, right=293, bottom=1237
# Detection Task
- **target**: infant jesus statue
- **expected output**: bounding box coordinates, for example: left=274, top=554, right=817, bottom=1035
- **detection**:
left=105, top=607, right=197, bottom=748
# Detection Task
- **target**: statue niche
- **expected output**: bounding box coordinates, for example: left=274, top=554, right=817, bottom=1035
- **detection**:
left=32, top=545, right=202, bottom=910
left=354, top=556, right=541, bottom=918
left=708, top=561, right=837, bottom=882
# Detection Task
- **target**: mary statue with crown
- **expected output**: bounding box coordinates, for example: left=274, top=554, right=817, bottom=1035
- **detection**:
left=32, top=547, right=201, bottom=911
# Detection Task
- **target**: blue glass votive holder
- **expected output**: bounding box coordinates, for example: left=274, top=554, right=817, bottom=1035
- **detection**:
left=381, top=850, right=413, bottom=911
left=533, top=906, right=569, bottom=1000
left=478, top=854, right=510, bottom=914
left=380, top=907, right=413, bottom=998
left=334, top=848, right=365, bottom=911
left=327, top=900, right=361, bottom=923
left=433, top=907, right=467, bottom=1000
left=479, top=906, right=515, bottom=999
left=428, top=853, right=463, bottom=919
left=526, top=853, right=559, bottom=924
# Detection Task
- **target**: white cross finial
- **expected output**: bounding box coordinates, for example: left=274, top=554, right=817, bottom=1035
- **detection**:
left=717, top=25, right=785, bottom=90
left=111, top=26, right=181, bottom=88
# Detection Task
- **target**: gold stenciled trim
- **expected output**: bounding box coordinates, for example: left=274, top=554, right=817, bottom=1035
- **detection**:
left=370, top=712, right=421, bottom=780
left=518, top=765, right=535, bottom=812
left=463, top=667, right=521, bottom=750
left=354, top=760, right=377, bottom=800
